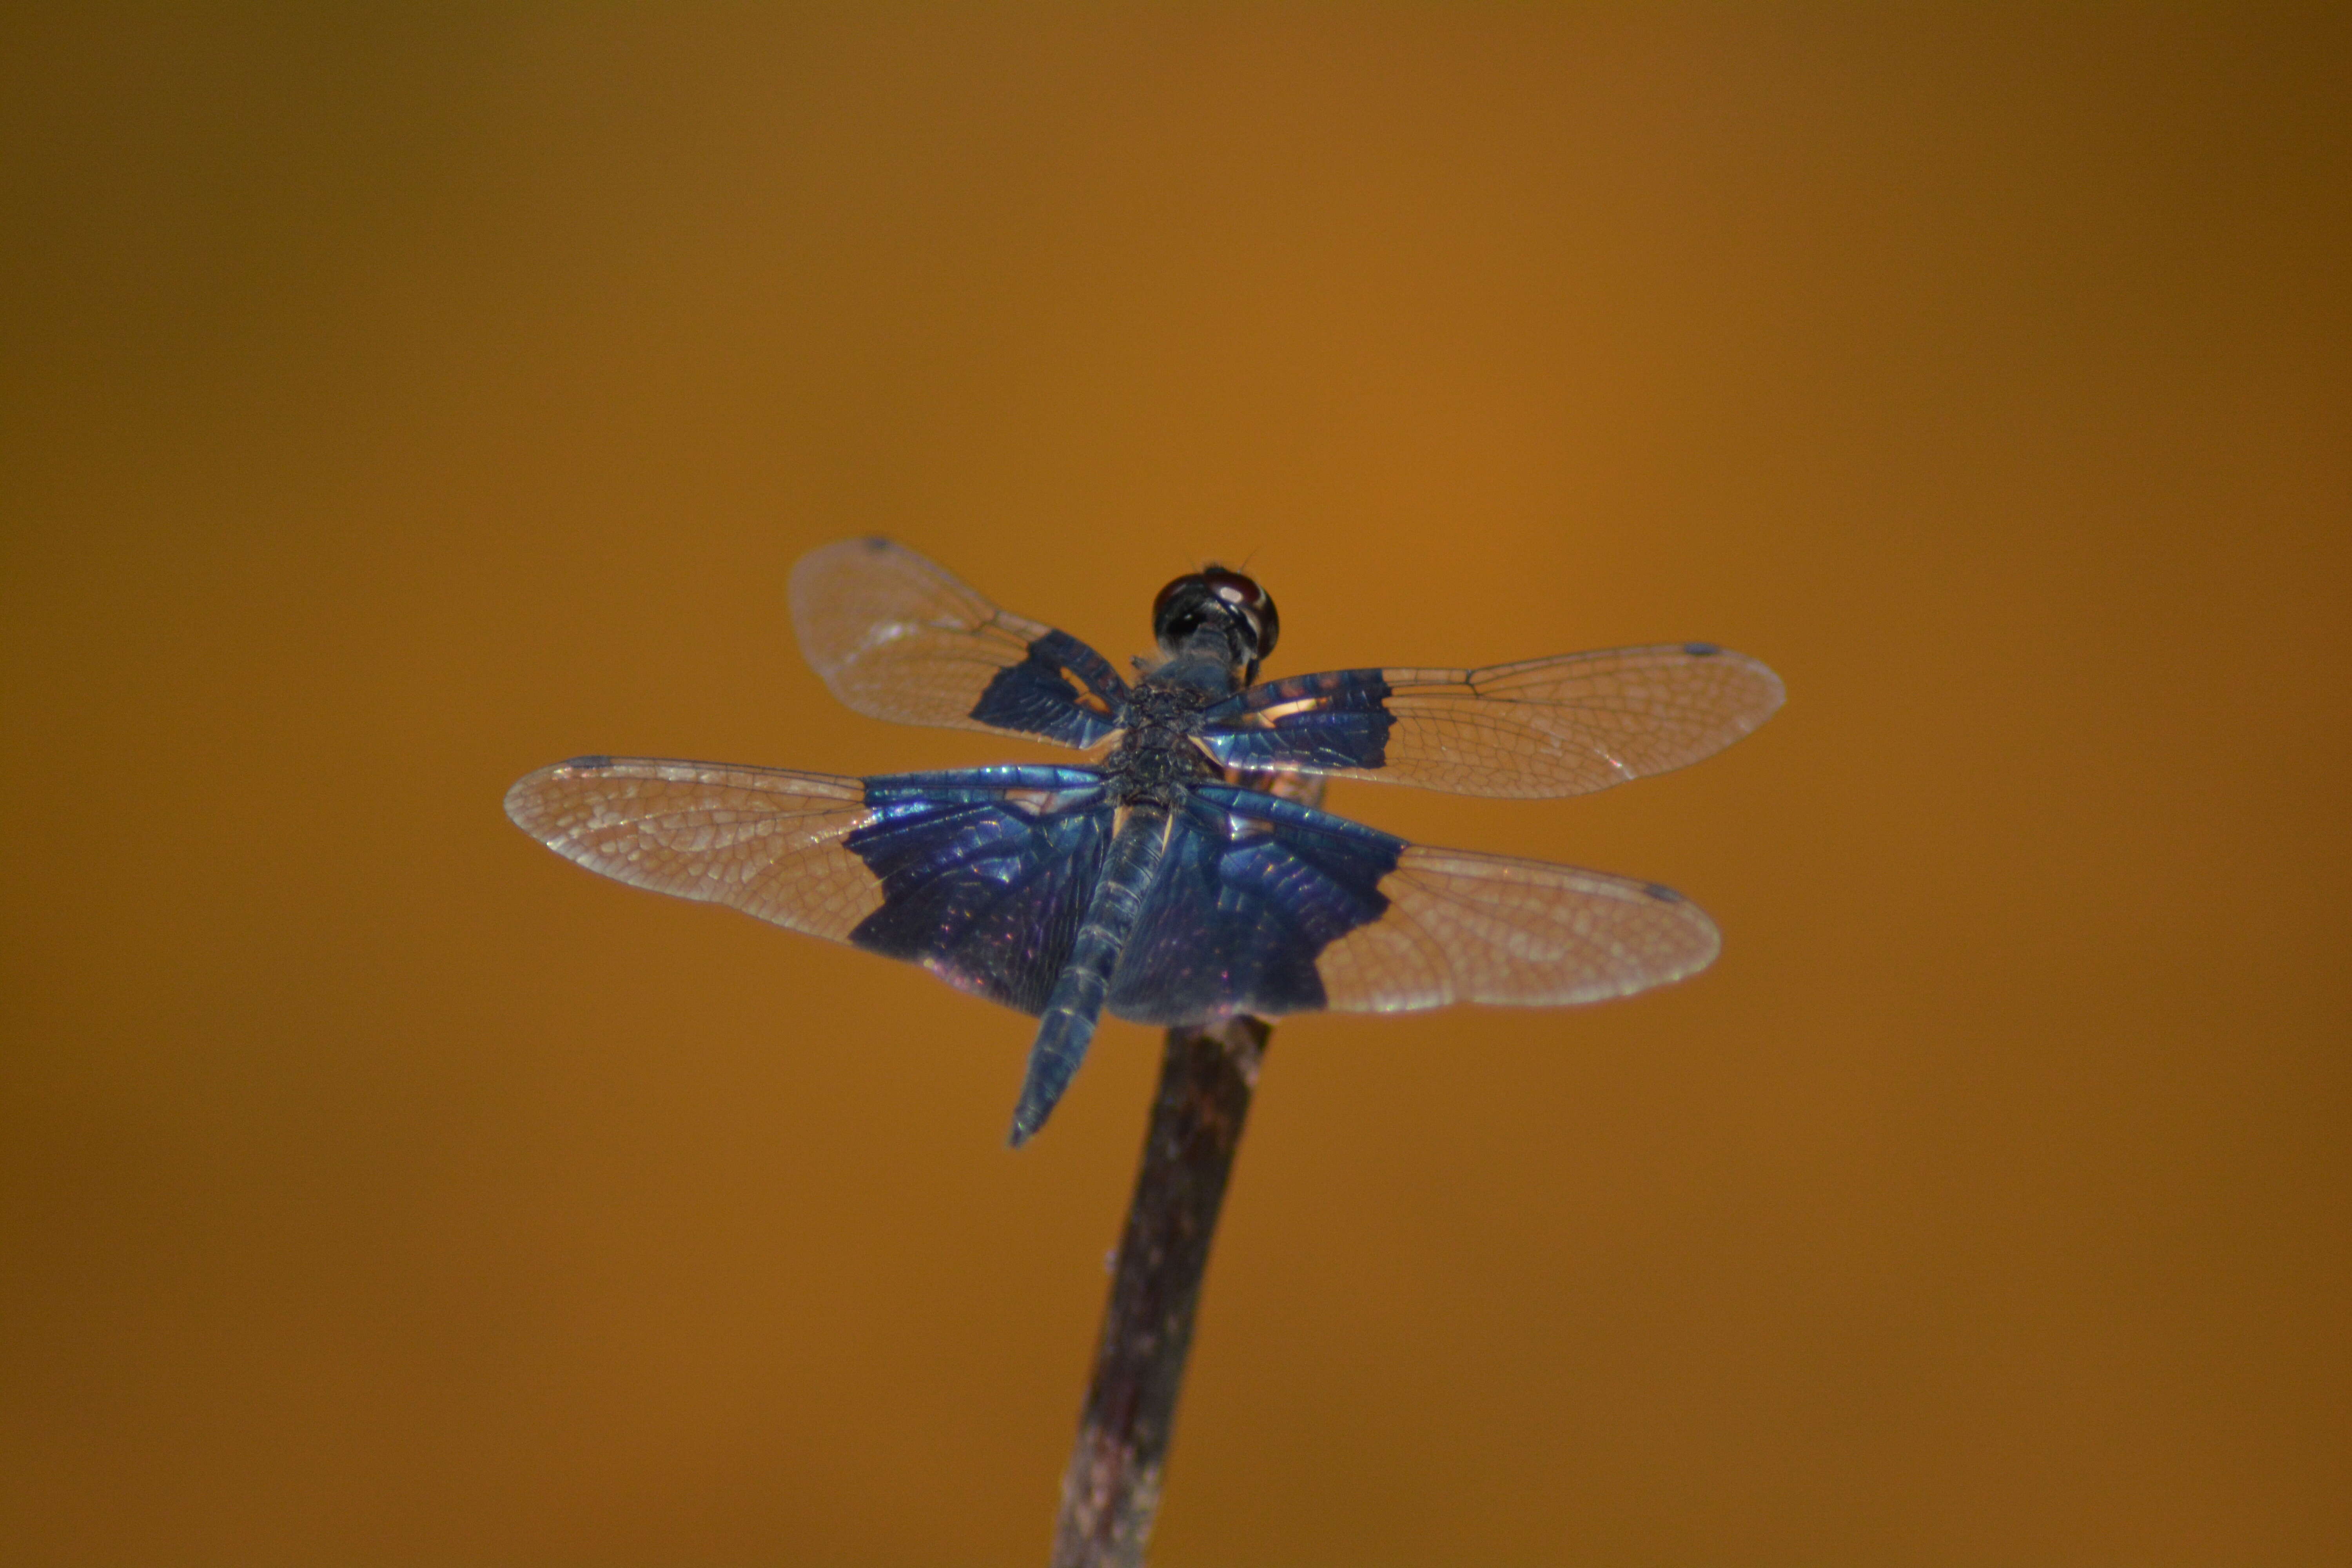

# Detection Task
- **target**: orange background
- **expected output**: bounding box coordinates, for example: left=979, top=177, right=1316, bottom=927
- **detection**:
left=4, top=7, right=2346, bottom=1563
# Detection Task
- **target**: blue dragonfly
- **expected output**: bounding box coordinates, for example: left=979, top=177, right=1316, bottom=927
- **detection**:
left=505, top=538, right=1782, bottom=1144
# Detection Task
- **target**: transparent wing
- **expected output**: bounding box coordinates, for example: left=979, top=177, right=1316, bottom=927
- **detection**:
left=1107, top=785, right=1720, bottom=1024
left=505, top=756, right=1117, bottom=1016
left=1314, top=845, right=1722, bottom=1013
left=789, top=536, right=1129, bottom=749
left=1199, top=644, right=1784, bottom=799
left=504, top=757, right=888, bottom=940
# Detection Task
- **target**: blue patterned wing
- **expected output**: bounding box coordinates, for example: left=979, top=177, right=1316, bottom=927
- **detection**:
left=1107, top=784, right=1721, bottom=1025
left=846, top=770, right=1112, bottom=1013
left=505, top=758, right=1113, bottom=1014
left=1195, top=645, right=1784, bottom=799
left=791, top=537, right=1130, bottom=750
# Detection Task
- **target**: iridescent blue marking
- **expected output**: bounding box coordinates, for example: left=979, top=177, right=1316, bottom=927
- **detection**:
left=844, top=768, right=1112, bottom=1014
left=1196, top=669, right=1397, bottom=772
left=1110, top=785, right=1402, bottom=1022
left=967, top=629, right=1130, bottom=748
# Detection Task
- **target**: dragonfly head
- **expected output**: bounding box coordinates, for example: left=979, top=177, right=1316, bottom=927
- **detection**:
left=1152, top=566, right=1280, bottom=683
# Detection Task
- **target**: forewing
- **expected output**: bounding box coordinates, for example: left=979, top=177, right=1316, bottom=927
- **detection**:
left=790, top=537, right=1129, bottom=749
left=505, top=757, right=1113, bottom=1014
left=1198, top=644, right=1783, bottom=798
left=1107, top=786, right=1719, bottom=1024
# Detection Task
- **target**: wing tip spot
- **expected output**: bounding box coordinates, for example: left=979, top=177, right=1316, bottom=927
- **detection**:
left=1682, top=641, right=1721, bottom=657
left=563, top=754, right=613, bottom=769
left=1643, top=882, right=1686, bottom=903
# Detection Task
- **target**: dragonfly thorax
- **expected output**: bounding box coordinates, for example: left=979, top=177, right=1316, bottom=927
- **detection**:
left=1100, top=678, right=1226, bottom=806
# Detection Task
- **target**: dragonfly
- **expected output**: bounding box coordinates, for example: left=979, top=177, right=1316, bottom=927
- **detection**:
left=505, top=537, right=1783, bottom=1145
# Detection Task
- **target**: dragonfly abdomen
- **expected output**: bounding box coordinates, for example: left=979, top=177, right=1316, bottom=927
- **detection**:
left=1007, top=805, right=1176, bottom=1145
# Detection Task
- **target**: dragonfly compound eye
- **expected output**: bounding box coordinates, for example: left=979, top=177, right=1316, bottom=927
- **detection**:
left=1152, top=567, right=1280, bottom=665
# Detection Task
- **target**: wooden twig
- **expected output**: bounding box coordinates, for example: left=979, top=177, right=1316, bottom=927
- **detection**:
left=1049, top=1014, right=1271, bottom=1567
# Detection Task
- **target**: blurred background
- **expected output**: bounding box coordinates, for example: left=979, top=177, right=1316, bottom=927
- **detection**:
left=4, top=6, right=2346, bottom=1564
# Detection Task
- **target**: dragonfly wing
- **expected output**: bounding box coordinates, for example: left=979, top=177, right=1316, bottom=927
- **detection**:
left=1107, top=785, right=1719, bottom=1024
left=790, top=537, right=1130, bottom=749
left=1312, top=845, right=1720, bottom=1013
left=1198, top=644, right=1783, bottom=798
left=506, top=757, right=1113, bottom=1014
left=1107, top=788, right=1400, bottom=1025
left=847, top=769, right=1114, bottom=1014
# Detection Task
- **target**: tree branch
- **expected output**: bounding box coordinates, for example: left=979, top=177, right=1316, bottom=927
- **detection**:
left=1049, top=1014, right=1270, bottom=1567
